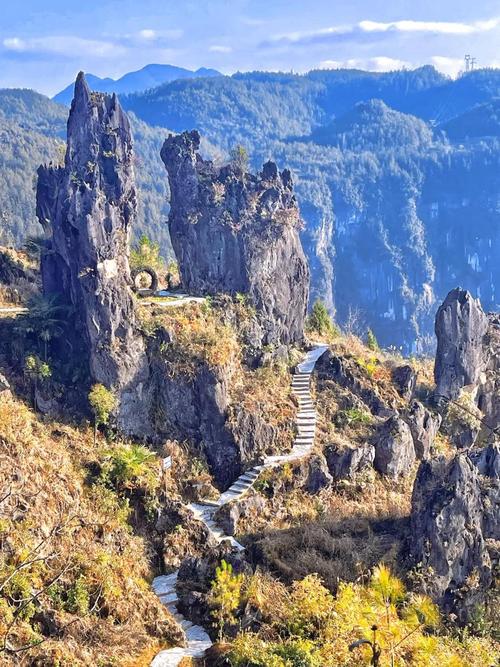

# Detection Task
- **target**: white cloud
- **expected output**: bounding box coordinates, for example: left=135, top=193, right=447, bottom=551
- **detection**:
left=359, top=18, right=500, bottom=35
left=429, top=56, right=464, bottom=77
left=138, top=29, right=157, bottom=41
left=271, top=16, right=500, bottom=44
left=2, top=35, right=124, bottom=58
left=319, top=56, right=413, bottom=72
left=209, top=45, right=232, bottom=53
left=135, top=28, right=184, bottom=41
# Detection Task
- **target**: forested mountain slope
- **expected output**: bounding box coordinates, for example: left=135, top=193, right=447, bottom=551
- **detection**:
left=3, top=67, right=500, bottom=350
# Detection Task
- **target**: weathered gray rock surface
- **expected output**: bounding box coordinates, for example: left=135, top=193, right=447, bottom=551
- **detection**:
left=325, top=442, right=375, bottom=481
left=36, top=73, right=149, bottom=433
left=392, top=364, right=417, bottom=401
left=161, top=131, right=309, bottom=347
left=405, top=400, right=442, bottom=460
left=434, top=288, right=488, bottom=401
left=410, top=445, right=499, bottom=620
left=374, top=415, right=416, bottom=478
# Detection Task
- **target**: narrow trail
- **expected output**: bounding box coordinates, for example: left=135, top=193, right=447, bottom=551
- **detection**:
left=151, top=343, right=328, bottom=667
left=0, top=294, right=205, bottom=317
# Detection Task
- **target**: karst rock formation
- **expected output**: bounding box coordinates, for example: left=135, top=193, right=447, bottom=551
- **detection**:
left=36, top=72, right=149, bottom=432
left=434, top=288, right=489, bottom=401
left=161, top=130, right=310, bottom=347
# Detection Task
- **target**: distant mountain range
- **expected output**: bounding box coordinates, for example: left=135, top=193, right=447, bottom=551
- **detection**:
left=53, top=63, right=222, bottom=105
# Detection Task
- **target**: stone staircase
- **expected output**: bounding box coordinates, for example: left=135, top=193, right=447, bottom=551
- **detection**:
left=150, top=343, right=328, bottom=666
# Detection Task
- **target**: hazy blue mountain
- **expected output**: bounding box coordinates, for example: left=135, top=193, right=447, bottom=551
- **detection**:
left=53, top=63, right=222, bottom=105
left=440, top=98, right=500, bottom=141
left=309, top=99, right=435, bottom=151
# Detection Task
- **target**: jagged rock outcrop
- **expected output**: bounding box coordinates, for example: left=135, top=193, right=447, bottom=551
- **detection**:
left=477, top=313, right=500, bottom=431
left=294, top=453, right=333, bottom=493
left=325, top=443, right=375, bottom=481
left=0, top=372, right=11, bottom=397
left=0, top=249, right=36, bottom=286
left=161, top=131, right=309, bottom=347
left=149, top=349, right=240, bottom=488
left=410, top=445, right=499, bottom=619
left=36, top=73, right=149, bottom=433
left=405, top=400, right=442, bottom=460
left=392, top=364, right=417, bottom=401
left=315, top=349, right=394, bottom=417
left=434, top=288, right=489, bottom=401
left=470, top=443, right=500, bottom=540
left=374, top=415, right=416, bottom=478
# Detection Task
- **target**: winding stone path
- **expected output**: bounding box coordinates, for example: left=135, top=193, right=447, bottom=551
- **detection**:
left=150, top=343, right=328, bottom=666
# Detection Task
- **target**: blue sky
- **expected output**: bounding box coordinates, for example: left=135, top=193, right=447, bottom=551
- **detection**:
left=2, top=0, right=500, bottom=96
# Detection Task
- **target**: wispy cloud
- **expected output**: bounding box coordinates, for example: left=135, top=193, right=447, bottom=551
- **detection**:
left=132, top=28, right=184, bottom=42
left=2, top=35, right=124, bottom=58
left=209, top=45, right=232, bottom=53
left=358, top=18, right=500, bottom=35
left=319, top=56, right=414, bottom=72
left=268, top=16, right=500, bottom=46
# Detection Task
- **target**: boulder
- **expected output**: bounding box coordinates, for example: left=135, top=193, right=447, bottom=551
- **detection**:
left=434, top=288, right=488, bottom=401
left=325, top=443, right=375, bottom=481
left=161, top=131, right=309, bottom=347
left=405, top=400, right=442, bottom=460
left=295, top=453, right=333, bottom=493
left=214, top=493, right=266, bottom=536
left=374, top=415, right=416, bottom=478
left=392, top=364, right=417, bottom=400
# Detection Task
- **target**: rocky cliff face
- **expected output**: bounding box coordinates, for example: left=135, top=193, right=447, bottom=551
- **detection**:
left=161, top=131, right=309, bottom=347
left=411, top=444, right=499, bottom=620
left=36, top=73, right=149, bottom=432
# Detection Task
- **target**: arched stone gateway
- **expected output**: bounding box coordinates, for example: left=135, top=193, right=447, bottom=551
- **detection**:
left=131, top=266, right=159, bottom=294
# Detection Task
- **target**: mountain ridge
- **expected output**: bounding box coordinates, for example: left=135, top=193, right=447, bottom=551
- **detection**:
left=53, top=63, right=222, bottom=105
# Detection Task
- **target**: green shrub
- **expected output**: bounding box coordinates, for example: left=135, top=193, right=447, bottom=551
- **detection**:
left=88, top=384, right=116, bottom=445
left=230, top=144, right=249, bottom=172
left=338, top=407, right=372, bottom=426
left=99, top=442, right=158, bottom=494
left=66, top=575, right=90, bottom=615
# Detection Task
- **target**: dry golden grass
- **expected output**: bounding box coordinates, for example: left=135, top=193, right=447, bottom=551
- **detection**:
left=0, top=394, right=180, bottom=665
left=139, top=301, right=240, bottom=377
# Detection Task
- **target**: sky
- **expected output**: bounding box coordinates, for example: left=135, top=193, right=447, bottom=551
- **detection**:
left=1, top=0, right=500, bottom=96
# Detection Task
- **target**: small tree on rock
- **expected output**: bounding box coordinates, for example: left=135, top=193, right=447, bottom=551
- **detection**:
left=367, top=328, right=380, bottom=351
left=306, top=300, right=338, bottom=339
left=88, top=384, right=116, bottom=446
left=209, top=559, right=243, bottom=641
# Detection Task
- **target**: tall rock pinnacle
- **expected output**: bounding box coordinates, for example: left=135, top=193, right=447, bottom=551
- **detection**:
left=434, top=288, right=488, bottom=401
left=36, top=73, right=148, bottom=431
left=161, top=130, right=310, bottom=346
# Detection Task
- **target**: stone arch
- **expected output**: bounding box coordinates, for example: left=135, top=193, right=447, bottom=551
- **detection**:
left=131, top=266, right=159, bottom=294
